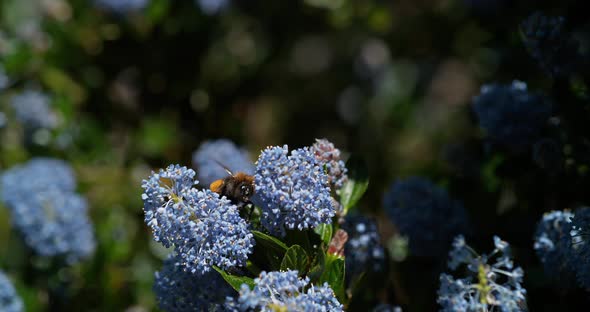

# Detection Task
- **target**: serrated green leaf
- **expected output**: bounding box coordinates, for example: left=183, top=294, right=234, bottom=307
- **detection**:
left=252, top=230, right=288, bottom=252
left=339, top=157, right=369, bottom=215
left=314, top=223, right=333, bottom=245
left=319, top=254, right=345, bottom=302
left=213, top=266, right=255, bottom=292
left=280, top=245, right=309, bottom=273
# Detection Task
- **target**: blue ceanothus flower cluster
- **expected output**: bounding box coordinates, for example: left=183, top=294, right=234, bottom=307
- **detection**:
left=383, top=176, right=469, bottom=257
left=94, top=0, right=148, bottom=13
left=343, top=215, right=386, bottom=279
left=10, top=89, right=58, bottom=130
left=153, top=255, right=234, bottom=311
left=255, top=145, right=336, bottom=236
left=0, top=271, right=23, bottom=312
left=192, top=139, right=254, bottom=185
left=226, top=270, right=343, bottom=311
left=472, top=81, right=551, bottom=151
left=533, top=210, right=575, bottom=285
left=0, top=158, right=95, bottom=263
left=438, top=236, right=527, bottom=312
left=567, top=207, right=590, bottom=289
left=142, top=165, right=254, bottom=274
left=520, top=12, right=580, bottom=77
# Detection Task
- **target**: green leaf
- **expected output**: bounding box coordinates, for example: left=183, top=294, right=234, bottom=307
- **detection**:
left=314, top=223, right=333, bottom=245
left=339, top=156, right=369, bottom=215
left=252, top=230, right=288, bottom=253
left=319, top=254, right=345, bottom=302
left=280, top=245, right=309, bottom=273
left=308, top=249, right=326, bottom=283
left=213, top=266, right=255, bottom=292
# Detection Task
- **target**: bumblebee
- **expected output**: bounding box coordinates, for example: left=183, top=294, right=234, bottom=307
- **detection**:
left=209, top=162, right=255, bottom=207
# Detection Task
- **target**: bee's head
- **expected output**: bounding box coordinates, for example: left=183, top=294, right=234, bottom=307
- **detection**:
left=239, top=183, right=255, bottom=202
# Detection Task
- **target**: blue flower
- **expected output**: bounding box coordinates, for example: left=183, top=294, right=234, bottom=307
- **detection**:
left=154, top=255, right=234, bottom=312
left=438, top=235, right=527, bottom=312
left=196, top=0, right=230, bottom=15
left=0, top=271, right=23, bottom=312
left=472, top=81, right=551, bottom=150
left=192, top=139, right=254, bottom=185
left=383, top=176, right=469, bottom=257
left=0, top=158, right=95, bottom=263
left=94, top=0, right=148, bottom=12
left=521, top=12, right=580, bottom=77
left=533, top=210, right=575, bottom=284
left=10, top=89, right=58, bottom=130
left=343, top=215, right=386, bottom=279
left=255, top=145, right=336, bottom=236
left=141, top=165, right=254, bottom=274
left=227, top=270, right=343, bottom=311
left=311, top=138, right=348, bottom=189
left=372, top=304, right=402, bottom=312
left=1, top=158, right=77, bottom=207
left=568, top=206, right=590, bottom=289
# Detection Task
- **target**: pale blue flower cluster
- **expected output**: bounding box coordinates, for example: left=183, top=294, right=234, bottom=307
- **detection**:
left=192, top=139, right=254, bottom=185
left=567, top=207, right=590, bottom=289
left=343, top=215, right=386, bottom=279
left=94, top=0, right=148, bottom=13
left=383, top=176, right=469, bottom=257
left=255, top=145, right=336, bottom=236
left=154, top=255, right=234, bottom=312
left=196, top=0, right=230, bottom=15
left=533, top=210, right=575, bottom=284
left=227, top=270, right=343, bottom=311
left=141, top=165, right=254, bottom=274
left=438, top=235, right=527, bottom=312
left=10, top=89, right=58, bottom=130
left=0, top=271, right=23, bottom=312
left=472, top=81, right=551, bottom=150
left=311, top=138, right=348, bottom=189
left=0, top=158, right=95, bottom=263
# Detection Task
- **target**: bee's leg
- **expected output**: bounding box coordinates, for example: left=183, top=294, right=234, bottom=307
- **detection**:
left=246, top=201, right=255, bottom=220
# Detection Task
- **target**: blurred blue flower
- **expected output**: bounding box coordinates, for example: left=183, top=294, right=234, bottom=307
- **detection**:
left=255, top=145, right=336, bottom=236
left=383, top=176, right=469, bottom=257
left=142, top=165, right=254, bottom=274
left=0, top=157, right=76, bottom=205
left=472, top=81, right=551, bottom=150
left=94, top=0, right=148, bottom=13
left=196, top=0, right=230, bottom=15
left=533, top=210, right=575, bottom=284
left=0, top=271, right=23, bottom=312
left=10, top=89, right=58, bottom=130
left=227, top=270, right=343, bottom=311
left=0, top=158, right=95, bottom=263
left=343, top=215, right=386, bottom=279
left=521, top=12, right=580, bottom=77
left=154, top=255, right=234, bottom=312
left=438, top=235, right=527, bottom=312
left=192, top=139, right=254, bottom=185
left=311, top=138, right=348, bottom=189
left=568, top=206, right=590, bottom=289
left=372, top=304, right=402, bottom=312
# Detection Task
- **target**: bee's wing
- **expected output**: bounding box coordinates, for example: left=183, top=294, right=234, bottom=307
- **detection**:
left=214, top=160, right=234, bottom=176
left=210, top=179, right=224, bottom=193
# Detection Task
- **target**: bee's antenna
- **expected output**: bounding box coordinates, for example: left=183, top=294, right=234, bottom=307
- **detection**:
left=214, top=160, right=234, bottom=176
